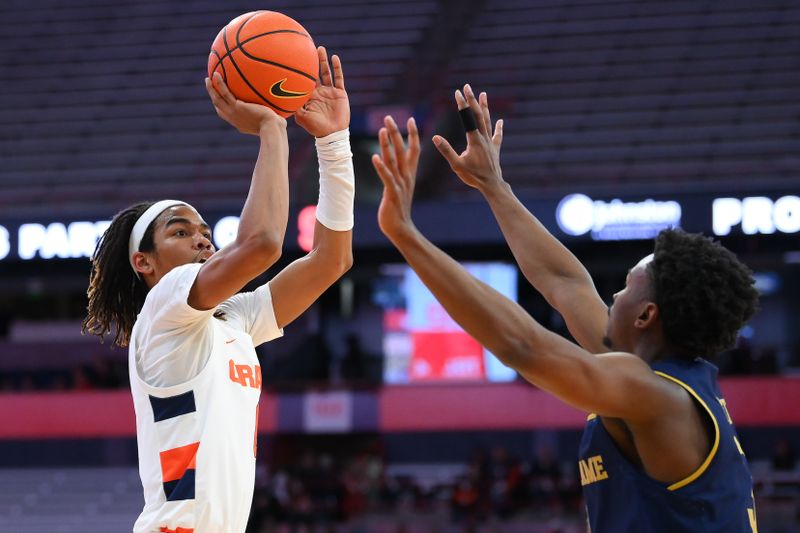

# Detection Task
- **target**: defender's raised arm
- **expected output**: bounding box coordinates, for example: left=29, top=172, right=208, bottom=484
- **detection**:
left=433, top=85, right=608, bottom=353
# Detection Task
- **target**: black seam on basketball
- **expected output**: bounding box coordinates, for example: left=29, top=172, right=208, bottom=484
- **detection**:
left=209, top=12, right=261, bottom=77
left=209, top=45, right=221, bottom=75
left=236, top=17, right=317, bottom=84
left=212, top=31, right=310, bottom=75
left=209, top=49, right=227, bottom=83
left=211, top=30, right=312, bottom=76
left=237, top=37, right=318, bottom=83
left=221, top=19, right=233, bottom=61
left=222, top=21, right=292, bottom=113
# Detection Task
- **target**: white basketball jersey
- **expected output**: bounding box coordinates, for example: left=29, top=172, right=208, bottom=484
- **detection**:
left=129, top=317, right=263, bottom=533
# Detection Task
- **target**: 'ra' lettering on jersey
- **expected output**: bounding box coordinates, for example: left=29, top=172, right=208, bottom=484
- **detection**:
left=229, top=359, right=262, bottom=389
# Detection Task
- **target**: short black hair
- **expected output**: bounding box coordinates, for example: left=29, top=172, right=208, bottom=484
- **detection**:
left=647, top=229, right=759, bottom=359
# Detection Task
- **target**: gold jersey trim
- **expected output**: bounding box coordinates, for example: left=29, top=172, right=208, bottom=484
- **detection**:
left=653, top=371, right=720, bottom=491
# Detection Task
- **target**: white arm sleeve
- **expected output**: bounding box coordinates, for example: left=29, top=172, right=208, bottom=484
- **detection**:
left=141, top=264, right=213, bottom=328
left=216, top=282, right=284, bottom=347
left=135, top=263, right=215, bottom=387
left=315, top=128, right=355, bottom=231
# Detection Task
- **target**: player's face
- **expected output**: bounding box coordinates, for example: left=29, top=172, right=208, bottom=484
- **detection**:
left=147, top=205, right=215, bottom=283
left=603, top=254, right=654, bottom=352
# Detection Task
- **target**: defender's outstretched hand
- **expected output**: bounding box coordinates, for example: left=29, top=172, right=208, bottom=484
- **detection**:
left=433, top=84, right=504, bottom=192
left=372, top=116, right=420, bottom=241
left=205, top=72, right=286, bottom=135
left=295, top=46, right=350, bottom=137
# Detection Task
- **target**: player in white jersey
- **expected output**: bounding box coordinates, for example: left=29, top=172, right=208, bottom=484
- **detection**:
left=83, top=47, right=354, bottom=533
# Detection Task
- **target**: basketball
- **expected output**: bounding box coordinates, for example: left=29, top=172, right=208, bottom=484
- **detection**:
left=208, top=11, right=318, bottom=117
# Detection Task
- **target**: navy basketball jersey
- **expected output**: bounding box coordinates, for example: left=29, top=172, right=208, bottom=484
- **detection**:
left=578, top=357, right=757, bottom=532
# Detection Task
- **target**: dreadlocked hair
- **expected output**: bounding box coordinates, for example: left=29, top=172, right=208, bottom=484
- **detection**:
left=647, top=229, right=759, bottom=360
left=83, top=201, right=157, bottom=347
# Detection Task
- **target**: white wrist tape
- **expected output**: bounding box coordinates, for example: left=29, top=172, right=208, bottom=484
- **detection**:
left=315, top=128, right=355, bottom=231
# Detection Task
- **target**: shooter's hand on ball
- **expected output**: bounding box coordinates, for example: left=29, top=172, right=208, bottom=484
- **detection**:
left=372, top=116, right=420, bottom=242
left=205, top=72, right=287, bottom=136
left=295, top=46, right=350, bottom=137
left=433, top=84, right=505, bottom=194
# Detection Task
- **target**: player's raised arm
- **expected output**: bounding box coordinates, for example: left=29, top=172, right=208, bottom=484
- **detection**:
left=372, top=114, right=682, bottom=420
left=187, top=73, right=291, bottom=311
left=268, top=47, right=354, bottom=329
left=432, top=85, right=608, bottom=353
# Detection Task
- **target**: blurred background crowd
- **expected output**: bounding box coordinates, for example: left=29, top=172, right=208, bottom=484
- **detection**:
left=1, top=0, right=799, bottom=531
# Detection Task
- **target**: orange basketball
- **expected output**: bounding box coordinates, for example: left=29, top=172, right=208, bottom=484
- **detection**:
left=208, top=11, right=318, bottom=117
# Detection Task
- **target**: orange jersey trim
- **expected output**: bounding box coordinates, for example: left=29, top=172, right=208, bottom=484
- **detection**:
left=159, top=441, right=199, bottom=482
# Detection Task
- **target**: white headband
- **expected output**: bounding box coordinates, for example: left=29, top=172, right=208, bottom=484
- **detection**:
left=636, top=253, right=655, bottom=269
left=128, top=199, right=191, bottom=273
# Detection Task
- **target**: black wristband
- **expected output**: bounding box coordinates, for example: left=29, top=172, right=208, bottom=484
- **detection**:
left=459, top=107, right=478, bottom=132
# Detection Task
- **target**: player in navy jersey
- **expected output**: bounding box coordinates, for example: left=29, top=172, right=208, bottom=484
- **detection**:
left=371, top=84, right=760, bottom=532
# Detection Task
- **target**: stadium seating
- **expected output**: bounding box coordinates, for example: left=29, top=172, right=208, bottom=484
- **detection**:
left=1, top=3, right=799, bottom=529
left=0, top=468, right=141, bottom=533
left=1, top=0, right=439, bottom=216
left=3, top=0, right=798, bottom=216
left=0, top=464, right=795, bottom=532
left=444, top=0, right=800, bottom=195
